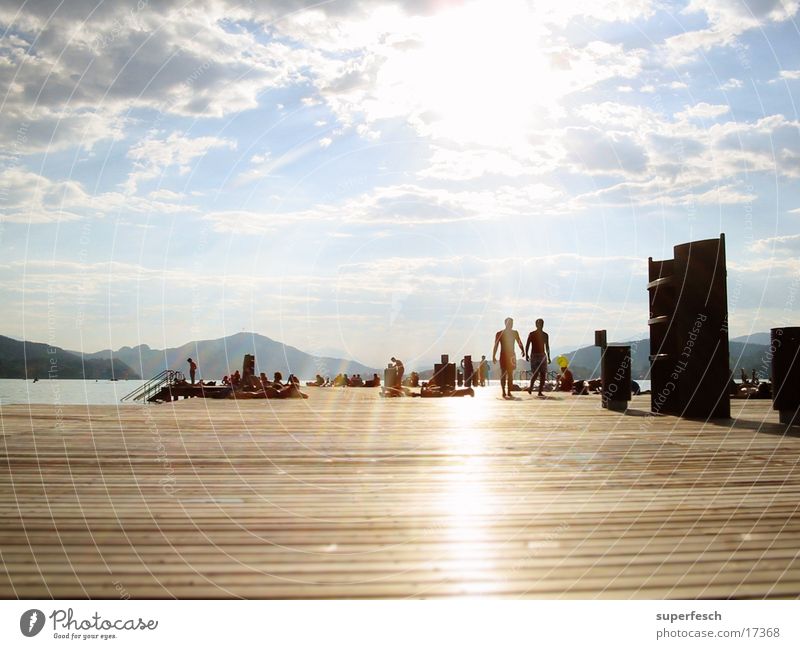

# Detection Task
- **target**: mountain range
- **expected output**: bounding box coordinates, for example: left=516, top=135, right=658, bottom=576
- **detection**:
left=0, top=331, right=775, bottom=381
left=0, top=335, right=140, bottom=380
left=559, top=336, right=773, bottom=380
left=84, top=332, right=377, bottom=380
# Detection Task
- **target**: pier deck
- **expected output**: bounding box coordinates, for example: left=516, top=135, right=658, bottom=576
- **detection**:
left=1, top=390, right=799, bottom=598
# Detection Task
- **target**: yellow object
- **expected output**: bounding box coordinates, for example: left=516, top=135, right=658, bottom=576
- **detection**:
left=556, top=355, right=569, bottom=369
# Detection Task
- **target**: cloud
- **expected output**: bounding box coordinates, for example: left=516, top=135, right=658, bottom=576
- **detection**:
left=0, top=0, right=309, bottom=154
left=124, top=132, right=236, bottom=193
left=0, top=167, right=193, bottom=223
left=665, top=0, right=799, bottom=63
left=675, top=102, right=731, bottom=120
left=751, top=233, right=800, bottom=254
left=201, top=210, right=278, bottom=234
left=719, top=78, right=744, bottom=90
left=563, top=126, right=649, bottom=175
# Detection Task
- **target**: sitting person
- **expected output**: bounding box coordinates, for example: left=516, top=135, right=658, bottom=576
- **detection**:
left=332, top=373, right=347, bottom=387
left=419, top=384, right=475, bottom=398
left=586, top=378, right=602, bottom=393
left=363, top=373, right=381, bottom=387
left=222, top=375, right=230, bottom=386
left=252, top=371, right=308, bottom=399
left=418, top=375, right=474, bottom=398
left=305, top=374, right=325, bottom=387
left=556, top=367, right=574, bottom=392
left=231, top=370, right=241, bottom=387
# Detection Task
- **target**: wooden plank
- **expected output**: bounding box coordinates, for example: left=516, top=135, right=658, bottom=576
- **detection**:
left=1, top=391, right=799, bottom=598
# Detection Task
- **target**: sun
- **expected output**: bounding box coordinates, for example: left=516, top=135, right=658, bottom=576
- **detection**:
left=377, top=1, right=557, bottom=148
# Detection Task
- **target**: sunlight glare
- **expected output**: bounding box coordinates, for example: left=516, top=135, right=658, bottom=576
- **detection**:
left=381, top=0, right=556, bottom=147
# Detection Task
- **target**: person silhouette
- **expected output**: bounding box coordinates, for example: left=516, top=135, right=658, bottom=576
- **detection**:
left=525, top=318, right=551, bottom=396
left=390, top=357, right=404, bottom=389
left=187, top=358, right=198, bottom=385
left=479, top=355, right=490, bottom=386
left=493, top=317, right=524, bottom=399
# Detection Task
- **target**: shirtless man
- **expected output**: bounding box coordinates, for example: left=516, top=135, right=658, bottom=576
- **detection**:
left=525, top=318, right=551, bottom=396
left=493, top=317, right=524, bottom=399
left=390, top=357, right=404, bottom=389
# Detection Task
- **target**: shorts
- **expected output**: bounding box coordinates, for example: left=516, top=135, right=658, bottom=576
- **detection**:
left=499, top=354, right=516, bottom=373
left=530, top=353, right=547, bottom=373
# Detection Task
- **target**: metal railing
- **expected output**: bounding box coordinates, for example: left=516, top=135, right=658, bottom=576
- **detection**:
left=121, top=370, right=184, bottom=402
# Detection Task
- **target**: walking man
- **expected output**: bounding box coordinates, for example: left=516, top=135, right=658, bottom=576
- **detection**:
left=525, top=319, right=551, bottom=396
left=479, top=355, right=490, bottom=386
left=493, top=317, right=524, bottom=399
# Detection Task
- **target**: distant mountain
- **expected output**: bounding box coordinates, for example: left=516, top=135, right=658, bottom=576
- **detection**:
left=731, top=332, right=771, bottom=345
left=559, top=337, right=773, bottom=380
left=0, top=335, right=140, bottom=380
left=80, top=332, right=378, bottom=380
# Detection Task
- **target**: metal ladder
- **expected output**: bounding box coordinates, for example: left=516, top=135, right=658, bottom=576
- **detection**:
left=121, top=370, right=184, bottom=402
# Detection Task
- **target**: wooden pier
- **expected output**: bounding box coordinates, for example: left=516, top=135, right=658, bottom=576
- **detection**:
left=1, top=389, right=799, bottom=598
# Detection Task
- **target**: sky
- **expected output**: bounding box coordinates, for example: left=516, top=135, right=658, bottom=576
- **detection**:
left=1, top=0, right=799, bottom=370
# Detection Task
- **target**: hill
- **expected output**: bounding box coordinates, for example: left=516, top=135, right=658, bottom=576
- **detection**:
left=559, top=338, right=772, bottom=380
left=0, top=335, right=140, bottom=380
left=81, top=332, right=378, bottom=380
left=731, top=332, right=771, bottom=345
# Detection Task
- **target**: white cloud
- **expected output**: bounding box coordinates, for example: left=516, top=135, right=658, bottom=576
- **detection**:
left=675, top=102, right=731, bottom=120
left=719, top=78, right=744, bottom=90
left=563, top=126, right=649, bottom=175
left=751, top=233, right=800, bottom=254
left=124, top=132, right=236, bottom=193
left=666, top=0, right=799, bottom=63
left=0, top=1, right=311, bottom=153
left=0, top=167, right=193, bottom=223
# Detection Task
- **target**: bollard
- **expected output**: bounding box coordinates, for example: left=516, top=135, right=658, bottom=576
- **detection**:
left=602, top=345, right=632, bottom=412
left=771, top=327, right=800, bottom=426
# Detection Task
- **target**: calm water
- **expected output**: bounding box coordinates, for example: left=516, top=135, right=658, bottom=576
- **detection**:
left=0, top=379, right=148, bottom=406
left=0, top=378, right=654, bottom=405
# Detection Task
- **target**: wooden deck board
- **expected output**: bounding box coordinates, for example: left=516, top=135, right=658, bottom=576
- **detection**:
left=1, top=389, right=799, bottom=598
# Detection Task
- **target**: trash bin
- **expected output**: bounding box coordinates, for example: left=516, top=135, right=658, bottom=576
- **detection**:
left=602, top=345, right=631, bottom=411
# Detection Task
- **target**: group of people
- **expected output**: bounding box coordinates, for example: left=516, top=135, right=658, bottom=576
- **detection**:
left=185, top=317, right=573, bottom=403
left=185, top=358, right=307, bottom=399
left=306, top=373, right=382, bottom=387
left=493, top=317, right=555, bottom=399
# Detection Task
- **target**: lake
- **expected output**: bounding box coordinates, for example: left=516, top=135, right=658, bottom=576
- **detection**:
left=0, top=379, right=148, bottom=406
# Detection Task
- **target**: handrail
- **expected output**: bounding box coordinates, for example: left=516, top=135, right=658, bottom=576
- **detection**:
left=121, top=369, right=183, bottom=402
